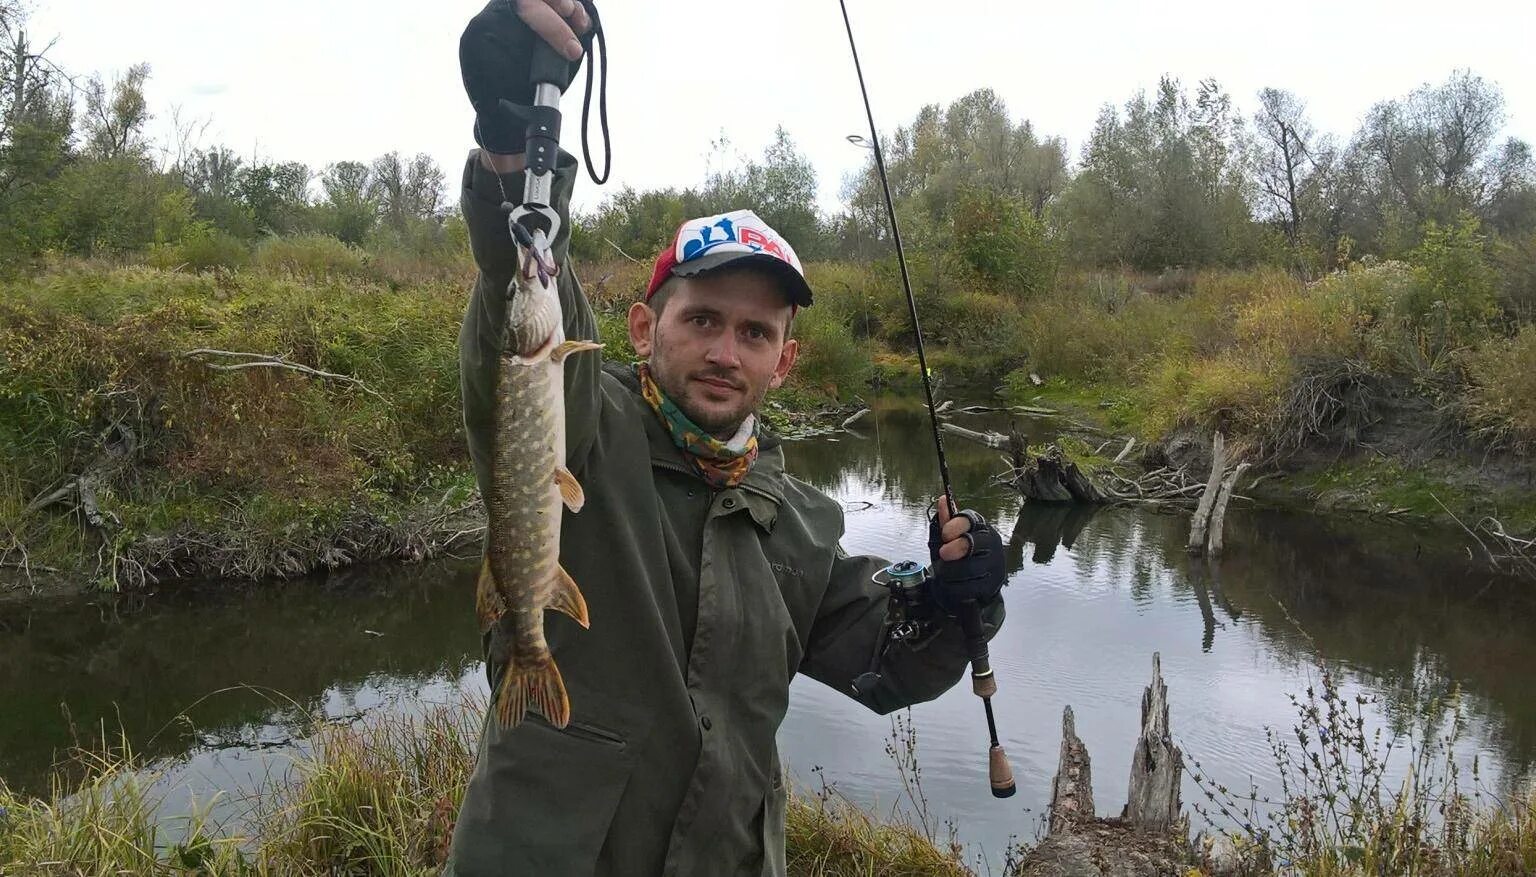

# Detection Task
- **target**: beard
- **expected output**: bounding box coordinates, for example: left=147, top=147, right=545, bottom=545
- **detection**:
left=647, top=348, right=768, bottom=438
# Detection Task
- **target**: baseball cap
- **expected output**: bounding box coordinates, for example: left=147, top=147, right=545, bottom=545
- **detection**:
left=645, top=209, right=814, bottom=309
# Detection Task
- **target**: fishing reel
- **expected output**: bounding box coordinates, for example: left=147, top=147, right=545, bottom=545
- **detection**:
left=850, top=559, right=942, bottom=697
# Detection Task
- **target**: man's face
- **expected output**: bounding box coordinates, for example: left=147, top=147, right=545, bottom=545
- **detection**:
left=628, top=269, right=799, bottom=438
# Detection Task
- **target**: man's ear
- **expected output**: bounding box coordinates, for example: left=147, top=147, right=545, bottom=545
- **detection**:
left=768, top=338, right=799, bottom=390
left=628, top=302, right=656, bottom=357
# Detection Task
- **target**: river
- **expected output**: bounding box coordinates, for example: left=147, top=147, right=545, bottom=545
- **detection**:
left=3, top=398, right=1535, bottom=863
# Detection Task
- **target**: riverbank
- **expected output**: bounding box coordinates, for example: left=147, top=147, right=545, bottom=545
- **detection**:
left=3, top=692, right=1534, bottom=875
left=0, top=256, right=862, bottom=598
left=0, top=697, right=972, bottom=876
left=7, top=251, right=1536, bottom=598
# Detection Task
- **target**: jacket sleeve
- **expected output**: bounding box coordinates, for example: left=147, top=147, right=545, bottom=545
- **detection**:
left=458, top=148, right=603, bottom=500
left=798, top=541, right=1006, bottom=716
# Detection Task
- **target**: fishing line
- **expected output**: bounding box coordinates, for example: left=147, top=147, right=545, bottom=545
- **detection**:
left=835, top=0, right=954, bottom=512
left=837, top=0, right=1016, bottom=800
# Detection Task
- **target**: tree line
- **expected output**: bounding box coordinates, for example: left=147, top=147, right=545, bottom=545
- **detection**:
left=5, top=0, right=1534, bottom=320
left=574, top=72, right=1535, bottom=318
left=0, top=2, right=456, bottom=269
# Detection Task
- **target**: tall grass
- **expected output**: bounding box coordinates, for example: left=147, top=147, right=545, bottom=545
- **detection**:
left=0, top=733, right=250, bottom=874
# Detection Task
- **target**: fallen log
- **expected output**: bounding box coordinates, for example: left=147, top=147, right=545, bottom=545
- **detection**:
left=940, top=421, right=1006, bottom=449
left=840, top=407, right=871, bottom=430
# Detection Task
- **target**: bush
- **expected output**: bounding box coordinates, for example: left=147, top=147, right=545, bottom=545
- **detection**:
left=1405, top=215, right=1498, bottom=353
left=951, top=188, right=1059, bottom=299
left=149, top=222, right=250, bottom=272
left=788, top=304, right=872, bottom=400
left=1463, top=324, right=1536, bottom=453
left=254, top=233, right=367, bottom=280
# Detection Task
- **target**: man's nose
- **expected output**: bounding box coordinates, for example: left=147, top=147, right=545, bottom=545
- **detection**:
left=705, top=334, right=741, bottom=367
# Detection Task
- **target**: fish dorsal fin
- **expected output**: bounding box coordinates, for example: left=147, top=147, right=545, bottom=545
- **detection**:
left=554, top=466, right=585, bottom=512
left=546, top=564, right=590, bottom=629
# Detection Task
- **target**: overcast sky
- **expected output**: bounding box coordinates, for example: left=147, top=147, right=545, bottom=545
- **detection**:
left=27, top=0, right=1536, bottom=215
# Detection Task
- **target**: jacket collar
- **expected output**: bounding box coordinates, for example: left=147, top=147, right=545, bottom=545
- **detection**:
left=608, top=362, right=787, bottom=517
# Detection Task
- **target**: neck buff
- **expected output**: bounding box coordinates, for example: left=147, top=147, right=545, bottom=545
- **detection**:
left=636, top=362, right=759, bottom=489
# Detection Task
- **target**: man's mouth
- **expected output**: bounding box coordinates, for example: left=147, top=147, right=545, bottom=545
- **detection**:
left=693, top=375, right=742, bottom=393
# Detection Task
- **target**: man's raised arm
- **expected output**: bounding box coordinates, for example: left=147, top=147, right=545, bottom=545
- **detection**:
left=457, top=0, right=602, bottom=499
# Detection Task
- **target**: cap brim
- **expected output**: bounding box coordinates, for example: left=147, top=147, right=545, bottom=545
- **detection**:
left=672, top=251, right=814, bottom=307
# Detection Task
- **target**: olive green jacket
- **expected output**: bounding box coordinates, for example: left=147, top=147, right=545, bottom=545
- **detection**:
left=445, top=150, right=1003, bottom=877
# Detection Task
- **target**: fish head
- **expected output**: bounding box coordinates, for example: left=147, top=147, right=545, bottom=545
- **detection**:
left=506, top=249, right=564, bottom=357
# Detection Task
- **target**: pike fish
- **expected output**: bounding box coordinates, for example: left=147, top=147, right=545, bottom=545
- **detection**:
left=476, top=246, right=601, bottom=729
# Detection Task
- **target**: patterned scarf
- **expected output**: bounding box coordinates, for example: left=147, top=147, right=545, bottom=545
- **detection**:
left=636, top=362, right=759, bottom=489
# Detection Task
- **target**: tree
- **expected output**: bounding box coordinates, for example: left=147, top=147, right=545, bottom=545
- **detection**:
left=237, top=160, right=311, bottom=234
left=1, top=0, right=72, bottom=260
left=1253, top=88, right=1333, bottom=257
left=1058, top=76, right=1259, bottom=270
left=318, top=160, right=377, bottom=244
left=83, top=62, right=152, bottom=160
left=369, top=151, right=444, bottom=231
left=1350, top=69, right=1533, bottom=249
left=699, top=127, right=824, bottom=257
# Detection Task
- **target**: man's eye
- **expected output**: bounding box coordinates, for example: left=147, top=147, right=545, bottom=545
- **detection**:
left=690, top=315, right=711, bottom=327
left=747, top=327, right=768, bottom=341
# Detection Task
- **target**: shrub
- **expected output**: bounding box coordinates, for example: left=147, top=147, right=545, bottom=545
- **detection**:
left=1405, top=215, right=1498, bottom=353
left=1463, top=324, right=1536, bottom=453
left=789, top=304, right=872, bottom=400
left=951, top=188, right=1059, bottom=299
left=150, top=222, right=250, bottom=272
left=254, top=233, right=367, bottom=280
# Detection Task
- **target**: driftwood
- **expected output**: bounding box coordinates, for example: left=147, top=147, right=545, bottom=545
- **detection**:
left=940, top=421, right=1008, bottom=449
left=1020, top=653, right=1194, bottom=877
left=1206, top=463, right=1251, bottom=557
left=1112, top=438, right=1136, bottom=464
left=1187, top=433, right=1252, bottom=557
left=840, top=407, right=871, bottom=430
left=1186, top=433, right=1227, bottom=554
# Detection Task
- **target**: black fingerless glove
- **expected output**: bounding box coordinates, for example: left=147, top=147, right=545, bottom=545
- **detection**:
left=926, top=508, right=1007, bottom=614
left=459, top=1, right=588, bottom=155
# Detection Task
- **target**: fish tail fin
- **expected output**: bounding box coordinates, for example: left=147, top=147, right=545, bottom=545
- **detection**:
left=546, top=565, right=590, bottom=629
left=495, top=658, right=571, bottom=729
left=474, top=556, right=503, bottom=633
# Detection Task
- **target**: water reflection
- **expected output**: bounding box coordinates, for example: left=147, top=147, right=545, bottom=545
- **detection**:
left=0, top=559, right=482, bottom=793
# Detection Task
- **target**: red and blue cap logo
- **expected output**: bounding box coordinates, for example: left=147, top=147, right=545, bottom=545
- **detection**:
left=645, top=209, right=813, bottom=309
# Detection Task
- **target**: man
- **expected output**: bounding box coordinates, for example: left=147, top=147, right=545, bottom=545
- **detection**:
left=447, top=2, right=1007, bottom=874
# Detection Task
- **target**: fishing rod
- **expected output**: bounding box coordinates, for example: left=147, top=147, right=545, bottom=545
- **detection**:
left=837, top=0, right=1016, bottom=800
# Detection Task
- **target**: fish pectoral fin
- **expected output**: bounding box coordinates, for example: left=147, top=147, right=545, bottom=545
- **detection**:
left=546, top=565, right=590, bottom=629
left=554, top=466, right=586, bottom=512
left=474, top=556, right=503, bottom=633
left=495, top=658, right=571, bottom=729
left=550, top=339, right=603, bottom=363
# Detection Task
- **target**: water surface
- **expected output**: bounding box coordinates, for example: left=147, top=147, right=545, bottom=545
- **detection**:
left=4, top=399, right=1534, bottom=859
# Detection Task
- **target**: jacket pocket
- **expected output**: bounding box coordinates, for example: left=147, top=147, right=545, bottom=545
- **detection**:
left=449, top=715, right=635, bottom=877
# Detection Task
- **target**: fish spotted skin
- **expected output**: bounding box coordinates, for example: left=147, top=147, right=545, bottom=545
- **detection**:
left=477, top=256, right=599, bottom=729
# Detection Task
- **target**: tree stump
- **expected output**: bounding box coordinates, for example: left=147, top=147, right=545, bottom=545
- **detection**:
left=1017, top=652, right=1194, bottom=877
left=1123, top=653, right=1184, bottom=832
left=1049, top=706, right=1095, bottom=833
